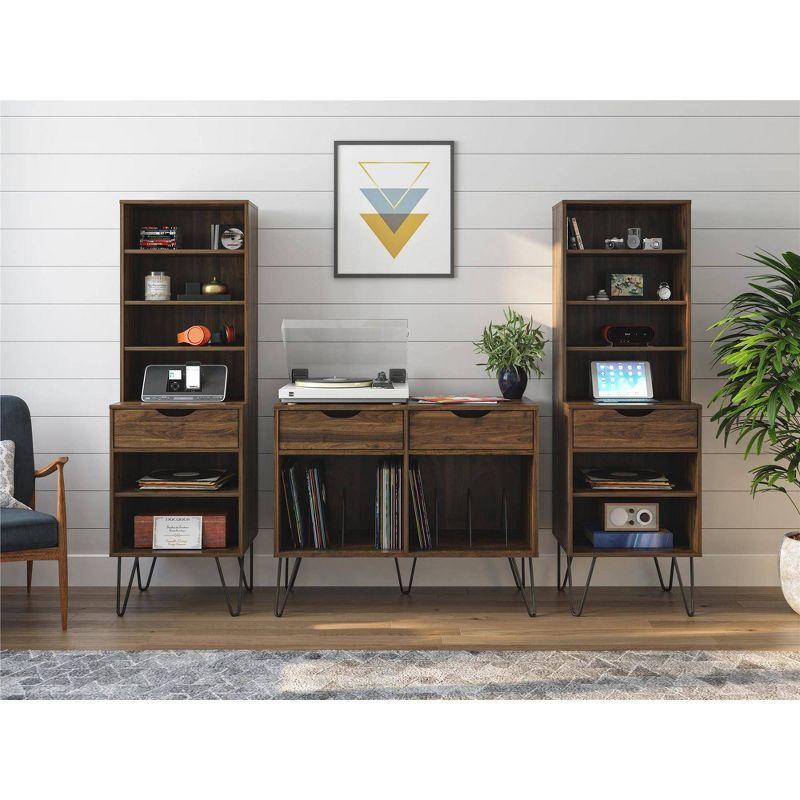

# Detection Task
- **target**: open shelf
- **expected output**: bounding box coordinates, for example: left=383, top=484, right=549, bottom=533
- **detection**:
left=567, top=300, right=686, bottom=306
left=124, top=346, right=246, bottom=352
left=566, top=346, right=686, bottom=352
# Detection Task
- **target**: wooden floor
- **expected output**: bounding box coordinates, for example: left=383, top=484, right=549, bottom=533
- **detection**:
left=2, top=586, right=799, bottom=651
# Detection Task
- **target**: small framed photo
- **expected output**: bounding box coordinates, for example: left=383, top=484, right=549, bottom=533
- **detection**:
left=609, top=273, right=645, bottom=298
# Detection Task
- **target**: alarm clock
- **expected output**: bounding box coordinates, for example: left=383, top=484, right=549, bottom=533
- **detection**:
left=627, top=227, right=642, bottom=249
left=657, top=282, right=672, bottom=300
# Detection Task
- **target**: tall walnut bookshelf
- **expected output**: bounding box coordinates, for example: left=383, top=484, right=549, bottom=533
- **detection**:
left=552, top=200, right=701, bottom=616
left=109, top=200, right=258, bottom=616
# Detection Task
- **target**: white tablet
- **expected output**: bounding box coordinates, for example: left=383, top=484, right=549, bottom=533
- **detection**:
left=591, top=361, right=654, bottom=402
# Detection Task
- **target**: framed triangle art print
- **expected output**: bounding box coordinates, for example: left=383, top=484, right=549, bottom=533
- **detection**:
left=334, top=140, right=454, bottom=277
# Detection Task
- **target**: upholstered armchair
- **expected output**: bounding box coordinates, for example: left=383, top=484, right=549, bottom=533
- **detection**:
left=0, top=396, right=69, bottom=630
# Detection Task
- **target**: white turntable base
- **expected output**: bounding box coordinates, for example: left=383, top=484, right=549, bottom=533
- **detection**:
left=278, top=383, right=409, bottom=403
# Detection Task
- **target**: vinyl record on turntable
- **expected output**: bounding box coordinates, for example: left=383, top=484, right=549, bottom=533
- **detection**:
left=294, top=376, right=373, bottom=389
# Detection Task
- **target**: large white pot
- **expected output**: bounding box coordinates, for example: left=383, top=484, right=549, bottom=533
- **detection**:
left=779, top=532, right=800, bottom=615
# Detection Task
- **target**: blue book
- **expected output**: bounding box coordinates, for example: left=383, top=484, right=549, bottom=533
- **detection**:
left=586, top=529, right=674, bottom=549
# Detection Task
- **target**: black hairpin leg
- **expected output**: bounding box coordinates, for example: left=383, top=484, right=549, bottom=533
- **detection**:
left=239, top=544, right=254, bottom=593
left=394, top=557, right=417, bottom=595
left=562, top=554, right=597, bottom=617
left=136, top=557, right=157, bottom=591
left=672, top=557, right=695, bottom=616
left=654, top=557, right=675, bottom=591
left=274, top=557, right=302, bottom=617
left=115, top=557, right=138, bottom=617
left=507, top=557, right=536, bottom=617
left=215, top=557, right=247, bottom=617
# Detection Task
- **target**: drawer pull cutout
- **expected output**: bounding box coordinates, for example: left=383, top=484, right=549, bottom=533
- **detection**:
left=450, top=410, right=491, bottom=419
left=321, top=410, right=361, bottom=419
left=613, top=409, right=655, bottom=418
left=155, top=409, right=196, bottom=418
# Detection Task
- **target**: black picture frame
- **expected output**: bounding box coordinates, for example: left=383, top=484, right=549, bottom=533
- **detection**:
left=333, top=140, right=455, bottom=278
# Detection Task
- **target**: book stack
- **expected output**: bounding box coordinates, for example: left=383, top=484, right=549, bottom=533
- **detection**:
left=281, top=463, right=329, bottom=549
left=409, top=462, right=432, bottom=550
left=375, top=460, right=401, bottom=551
left=567, top=216, right=584, bottom=250
left=580, top=468, right=674, bottom=491
left=136, top=468, right=234, bottom=491
left=139, top=225, right=180, bottom=249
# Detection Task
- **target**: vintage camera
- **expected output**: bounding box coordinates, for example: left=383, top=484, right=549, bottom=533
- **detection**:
left=604, top=237, right=625, bottom=250
left=643, top=237, right=663, bottom=250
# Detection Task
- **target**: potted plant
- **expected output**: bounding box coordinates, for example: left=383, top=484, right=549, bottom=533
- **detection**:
left=709, top=250, right=800, bottom=614
left=473, top=307, right=547, bottom=399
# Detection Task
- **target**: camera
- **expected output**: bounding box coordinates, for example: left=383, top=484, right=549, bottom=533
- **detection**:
left=643, top=237, right=663, bottom=250
left=604, top=237, right=625, bottom=250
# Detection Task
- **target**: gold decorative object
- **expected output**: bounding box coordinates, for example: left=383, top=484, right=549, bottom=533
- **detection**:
left=202, top=276, right=227, bottom=295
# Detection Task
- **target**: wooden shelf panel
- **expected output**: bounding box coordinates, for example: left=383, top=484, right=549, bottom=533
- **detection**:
left=115, top=489, right=240, bottom=498
left=124, top=300, right=245, bottom=306
left=567, top=249, right=686, bottom=256
left=124, top=249, right=244, bottom=256
left=567, top=300, right=686, bottom=306
left=111, top=547, right=243, bottom=558
left=570, top=545, right=698, bottom=558
left=124, top=346, right=245, bottom=352
left=276, top=548, right=404, bottom=558
left=566, top=346, right=686, bottom=352
left=572, top=488, right=696, bottom=498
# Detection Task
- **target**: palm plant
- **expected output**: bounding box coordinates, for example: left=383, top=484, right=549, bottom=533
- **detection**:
left=473, top=307, right=547, bottom=377
left=709, top=250, right=800, bottom=517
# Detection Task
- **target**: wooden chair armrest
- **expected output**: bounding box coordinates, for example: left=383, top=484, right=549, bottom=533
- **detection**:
left=34, top=456, right=69, bottom=478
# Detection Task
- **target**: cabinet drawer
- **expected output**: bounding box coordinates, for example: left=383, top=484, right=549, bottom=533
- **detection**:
left=572, top=407, right=698, bottom=449
left=113, top=408, right=239, bottom=449
left=278, top=409, right=404, bottom=450
left=409, top=410, right=534, bottom=451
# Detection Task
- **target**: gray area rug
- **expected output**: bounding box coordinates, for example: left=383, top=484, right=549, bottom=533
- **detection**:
left=2, top=649, right=799, bottom=699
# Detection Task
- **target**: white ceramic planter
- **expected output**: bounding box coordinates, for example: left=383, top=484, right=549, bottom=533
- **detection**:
left=779, top=532, right=800, bottom=615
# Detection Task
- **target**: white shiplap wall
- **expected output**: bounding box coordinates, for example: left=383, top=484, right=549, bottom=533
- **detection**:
left=1, top=100, right=799, bottom=588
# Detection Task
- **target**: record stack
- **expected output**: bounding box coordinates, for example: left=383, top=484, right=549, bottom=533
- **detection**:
left=580, top=468, right=674, bottom=491
left=139, top=225, right=180, bottom=249
left=136, top=468, right=234, bottom=491
left=375, top=460, right=401, bottom=551
left=281, top=463, right=330, bottom=549
left=306, top=464, right=329, bottom=549
left=409, top=462, right=432, bottom=549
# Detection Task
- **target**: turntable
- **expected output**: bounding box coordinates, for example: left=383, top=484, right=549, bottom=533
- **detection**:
left=277, top=319, right=410, bottom=403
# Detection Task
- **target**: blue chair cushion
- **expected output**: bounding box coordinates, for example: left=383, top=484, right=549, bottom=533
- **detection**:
left=0, top=507, right=58, bottom=552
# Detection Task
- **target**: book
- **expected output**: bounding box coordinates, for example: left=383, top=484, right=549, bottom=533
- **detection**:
left=570, top=217, right=585, bottom=250
left=585, top=529, right=674, bottom=549
left=414, top=395, right=505, bottom=404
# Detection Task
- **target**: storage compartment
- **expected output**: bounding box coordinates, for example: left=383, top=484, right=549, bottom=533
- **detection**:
left=123, top=203, right=246, bottom=251
left=123, top=350, right=246, bottom=402
left=113, top=451, right=239, bottom=493
left=124, top=304, right=245, bottom=348
left=133, top=512, right=230, bottom=548
left=571, top=406, right=698, bottom=450
left=278, top=409, right=404, bottom=451
left=566, top=203, right=688, bottom=251
left=112, top=496, right=239, bottom=552
left=566, top=350, right=688, bottom=402
left=409, top=455, right=535, bottom=554
left=276, top=455, right=403, bottom=553
left=566, top=302, right=686, bottom=347
left=572, top=451, right=699, bottom=494
left=113, top=407, right=240, bottom=449
left=409, top=409, right=534, bottom=451
left=572, top=495, right=698, bottom=553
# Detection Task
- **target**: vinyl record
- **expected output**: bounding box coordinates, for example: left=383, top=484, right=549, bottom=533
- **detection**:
left=142, top=468, right=227, bottom=482
left=295, top=376, right=373, bottom=389
left=582, top=468, right=666, bottom=482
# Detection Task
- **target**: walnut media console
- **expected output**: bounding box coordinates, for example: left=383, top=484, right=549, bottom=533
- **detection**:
left=273, top=400, right=540, bottom=616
